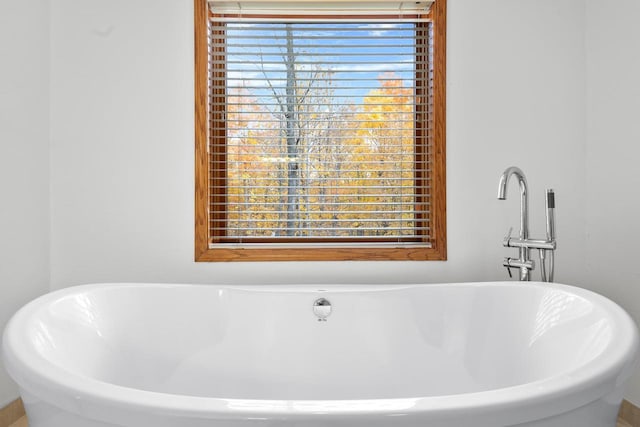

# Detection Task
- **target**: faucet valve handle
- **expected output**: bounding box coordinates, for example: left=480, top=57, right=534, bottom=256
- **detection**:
left=503, top=226, right=513, bottom=247
left=503, top=257, right=513, bottom=278
left=503, top=257, right=534, bottom=279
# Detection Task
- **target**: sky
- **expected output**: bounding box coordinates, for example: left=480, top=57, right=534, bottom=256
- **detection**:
left=219, top=22, right=418, bottom=103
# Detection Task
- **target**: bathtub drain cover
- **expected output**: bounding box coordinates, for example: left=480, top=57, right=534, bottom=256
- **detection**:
left=313, top=298, right=332, bottom=321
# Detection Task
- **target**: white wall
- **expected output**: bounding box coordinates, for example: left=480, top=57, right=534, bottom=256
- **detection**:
left=585, top=0, right=640, bottom=406
left=49, top=0, right=587, bottom=289
left=0, top=0, right=51, bottom=407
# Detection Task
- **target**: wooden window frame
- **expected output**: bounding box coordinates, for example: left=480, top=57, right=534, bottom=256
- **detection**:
left=194, top=0, right=446, bottom=262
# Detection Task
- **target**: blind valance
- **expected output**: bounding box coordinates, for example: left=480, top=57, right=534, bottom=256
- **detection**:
left=208, top=1, right=434, bottom=17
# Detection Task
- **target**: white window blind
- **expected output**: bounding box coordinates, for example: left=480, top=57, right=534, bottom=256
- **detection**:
left=208, top=4, right=434, bottom=245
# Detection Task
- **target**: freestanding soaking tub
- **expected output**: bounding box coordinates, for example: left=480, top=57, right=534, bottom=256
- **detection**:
left=2, top=282, right=639, bottom=427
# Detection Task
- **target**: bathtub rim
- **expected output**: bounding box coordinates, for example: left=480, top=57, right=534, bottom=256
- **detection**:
left=3, top=281, right=639, bottom=425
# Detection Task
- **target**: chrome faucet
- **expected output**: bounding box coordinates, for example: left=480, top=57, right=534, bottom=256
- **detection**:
left=497, top=167, right=556, bottom=282
left=497, top=167, right=532, bottom=280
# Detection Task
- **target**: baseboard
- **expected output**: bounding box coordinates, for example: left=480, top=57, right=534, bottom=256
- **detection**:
left=0, top=399, right=24, bottom=427
left=0, top=396, right=637, bottom=427
left=620, top=399, right=640, bottom=426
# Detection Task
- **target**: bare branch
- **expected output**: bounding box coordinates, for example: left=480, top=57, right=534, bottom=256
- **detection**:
left=257, top=49, right=286, bottom=115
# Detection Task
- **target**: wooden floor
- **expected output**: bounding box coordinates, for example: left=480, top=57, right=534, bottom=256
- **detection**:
left=7, top=415, right=635, bottom=426
left=8, top=417, right=27, bottom=427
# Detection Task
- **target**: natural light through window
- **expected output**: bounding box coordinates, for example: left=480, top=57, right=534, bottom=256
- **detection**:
left=195, top=0, right=446, bottom=261
left=215, top=21, right=425, bottom=242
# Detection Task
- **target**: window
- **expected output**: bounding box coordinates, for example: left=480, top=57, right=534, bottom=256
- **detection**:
left=195, top=0, right=446, bottom=261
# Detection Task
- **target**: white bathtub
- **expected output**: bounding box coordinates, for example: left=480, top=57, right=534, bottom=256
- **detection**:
left=2, top=282, right=638, bottom=427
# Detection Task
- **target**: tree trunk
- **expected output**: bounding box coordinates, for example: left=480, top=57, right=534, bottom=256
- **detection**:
left=285, top=24, right=299, bottom=236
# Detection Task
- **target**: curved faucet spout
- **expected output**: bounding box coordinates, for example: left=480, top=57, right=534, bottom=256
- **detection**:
left=497, top=166, right=529, bottom=240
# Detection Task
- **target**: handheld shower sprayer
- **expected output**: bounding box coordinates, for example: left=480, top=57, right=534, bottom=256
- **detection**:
left=546, top=189, right=556, bottom=242
left=544, top=189, right=556, bottom=282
